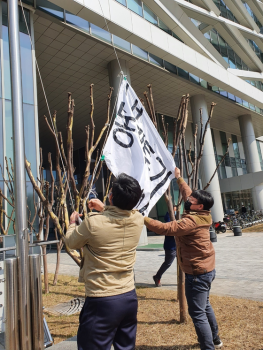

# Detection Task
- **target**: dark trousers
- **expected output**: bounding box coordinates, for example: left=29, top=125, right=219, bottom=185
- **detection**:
left=155, top=249, right=177, bottom=280
left=77, top=289, right=138, bottom=350
left=185, top=269, right=219, bottom=350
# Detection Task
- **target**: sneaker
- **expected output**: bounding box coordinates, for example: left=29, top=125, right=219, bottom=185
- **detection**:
left=153, top=275, right=162, bottom=287
left=213, top=335, right=223, bottom=348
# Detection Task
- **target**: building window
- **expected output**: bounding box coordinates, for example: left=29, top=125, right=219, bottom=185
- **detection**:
left=256, top=140, right=263, bottom=170
left=143, top=4, right=158, bottom=26
left=113, top=35, right=131, bottom=52
left=132, top=45, right=148, bottom=60
left=116, top=0, right=127, bottom=5
left=36, top=0, right=64, bottom=20
left=212, top=0, right=239, bottom=23
left=90, top=23, right=112, bottom=43
left=242, top=2, right=263, bottom=29
left=66, top=11, right=90, bottom=33
left=127, top=0, right=143, bottom=17
left=149, top=53, right=163, bottom=66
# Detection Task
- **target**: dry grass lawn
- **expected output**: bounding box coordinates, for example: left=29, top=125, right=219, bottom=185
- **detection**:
left=243, top=223, right=263, bottom=233
left=43, top=274, right=263, bottom=349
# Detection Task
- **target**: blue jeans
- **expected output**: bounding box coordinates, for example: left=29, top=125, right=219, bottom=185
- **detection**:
left=185, top=269, right=219, bottom=350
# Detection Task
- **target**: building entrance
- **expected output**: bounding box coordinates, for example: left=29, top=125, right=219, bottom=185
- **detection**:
left=222, top=190, right=253, bottom=213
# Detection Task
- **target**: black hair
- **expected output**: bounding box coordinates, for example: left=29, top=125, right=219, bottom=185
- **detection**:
left=191, top=190, right=214, bottom=211
left=112, top=173, right=142, bottom=210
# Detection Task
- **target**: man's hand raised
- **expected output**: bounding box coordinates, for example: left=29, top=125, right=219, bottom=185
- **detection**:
left=88, top=199, right=105, bottom=212
left=69, top=211, right=83, bottom=225
left=175, top=167, right=181, bottom=180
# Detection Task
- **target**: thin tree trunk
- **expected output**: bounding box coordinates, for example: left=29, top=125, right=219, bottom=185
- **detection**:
left=53, top=228, right=62, bottom=286
left=42, top=245, right=48, bottom=293
left=178, top=265, right=188, bottom=323
left=43, top=212, right=50, bottom=294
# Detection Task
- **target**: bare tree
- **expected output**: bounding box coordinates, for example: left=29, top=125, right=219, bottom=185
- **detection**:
left=144, top=86, right=230, bottom=323
left=24, top=84, right=113, bottom=286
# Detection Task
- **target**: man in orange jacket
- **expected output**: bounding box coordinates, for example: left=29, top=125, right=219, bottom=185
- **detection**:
left=144, top=168, right=222, bottom=350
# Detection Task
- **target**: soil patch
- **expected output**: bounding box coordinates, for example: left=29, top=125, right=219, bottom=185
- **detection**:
left=43, top=274, right=263, bottom=349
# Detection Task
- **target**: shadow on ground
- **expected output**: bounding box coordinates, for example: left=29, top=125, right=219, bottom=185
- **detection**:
left=136, top=345, right=199, bottom=349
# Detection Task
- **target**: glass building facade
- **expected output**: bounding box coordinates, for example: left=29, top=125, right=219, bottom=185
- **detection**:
left=0, top=1, right=39, bottom=234
left=32, top=0, right=263, bottom=118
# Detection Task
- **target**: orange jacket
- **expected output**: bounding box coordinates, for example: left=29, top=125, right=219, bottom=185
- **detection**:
left=144, top=178, right=215, bottom=275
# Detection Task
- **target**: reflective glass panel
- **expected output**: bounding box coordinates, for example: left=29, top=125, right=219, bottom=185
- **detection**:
left=2, top=25, right=11, bottom=100
left=66, top=11, right=90, bottom=33
left=116, top=0, right=127, bottom=5
left=143, top=5, right=158, bottom=26
left=231, top=134, right=240, bottom=159
left=204, top=31, right=211, bottom=40
left=19, top=6, right=30, bottom=35
left=219, top=89, right=227, bottom=97
left=200, top=79, right=208, bottom=89
left=36, top=0, right=64, bottom=20
left=0, top=100, right=3, bottom=180
left=5, top=100, right=13, bottom=162
left=236, top=96, right=242, bottom=104
left=23, top=104, right=37, bottom=179
left=113, top=35, right=131, bottom=52
left=90, top=23, right=111, bottom=43
left=149, top=53, right=163, bottom=66
left=189, top=73, right=200, bottom=85
left=232, top=167, right=238, bottom=177
left=2, top=1, right=7, bottom=26
left=127, top=0, right=143, bottom=16
left=178, top=68, right=189, bottom=79
left=158, top=19, right=171, bottom=35
left=228, top=92, right=236, bottom=101
left=20, top=32, right=34, bottom=104
left=132, top=45, right=148, bottom=60
left=164, top=61, right=177, bottom=74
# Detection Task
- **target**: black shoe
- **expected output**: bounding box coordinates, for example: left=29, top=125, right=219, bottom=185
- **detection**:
left=213, top=335, right=223, bottom=348
left=153, top=275, right=162, bottom=287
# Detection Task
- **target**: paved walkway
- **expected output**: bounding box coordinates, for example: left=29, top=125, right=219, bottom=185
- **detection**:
left=47, top=231, right=263, bottom=301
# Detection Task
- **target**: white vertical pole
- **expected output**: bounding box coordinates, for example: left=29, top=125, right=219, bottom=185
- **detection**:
left=8, top=1, right=32, bottom=349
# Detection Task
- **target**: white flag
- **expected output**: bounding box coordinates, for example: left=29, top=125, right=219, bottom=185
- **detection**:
left=104, top=79, right=175, bottom=216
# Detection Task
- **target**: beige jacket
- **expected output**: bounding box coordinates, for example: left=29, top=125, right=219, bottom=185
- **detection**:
left=65, top=206, right=144, bottom=297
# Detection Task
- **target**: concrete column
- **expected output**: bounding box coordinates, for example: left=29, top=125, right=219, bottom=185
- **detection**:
left=107, top=59, right=148, bottom=245
left=238, top=114, right=263, bottom=210
left=190, top=95, right=224, bottom=222
left=238, top=115, right=261, bottom=173
left=108, top=59, right=131, bottom=102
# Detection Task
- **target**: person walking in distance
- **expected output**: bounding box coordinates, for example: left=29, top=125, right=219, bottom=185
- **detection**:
left=144, top=167, right=223, bottom=350
left=65, top=173, right=144, bottom=350
left=153, top=206, right=177, bottom=287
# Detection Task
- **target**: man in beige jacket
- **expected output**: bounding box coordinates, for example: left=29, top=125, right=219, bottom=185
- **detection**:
left=65, top=173, right=144, bottom=350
